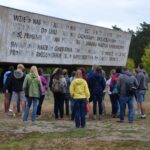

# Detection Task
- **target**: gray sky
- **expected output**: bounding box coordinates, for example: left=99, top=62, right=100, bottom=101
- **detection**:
left=0, top=0, right=149, bottom=31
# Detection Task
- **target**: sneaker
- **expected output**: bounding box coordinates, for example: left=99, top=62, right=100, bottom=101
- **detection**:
left=23, top=121, right=28, bottom=131
left=31, top=121, right=36, bottom=126
left=141, top=114, right=146, bottom=119
left=13, top=113, right=16, bottom=118
left=85, top=113, right=89, bottom=119
left=116, top=120, right=124, bottom=123
left=9, top=108, right=13, bottom=112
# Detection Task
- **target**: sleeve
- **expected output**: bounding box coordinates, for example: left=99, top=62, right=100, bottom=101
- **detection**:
left=84, top=81, right=90, bottom=99
left=23, top=75, right=28, bottom=90
left=102, top=77, right=106, bottom=90
left=41, top=76, right=47, bottom=86
left=39, top=79, right=43, bottom=94
left=69, top=80, right=75, bottom=97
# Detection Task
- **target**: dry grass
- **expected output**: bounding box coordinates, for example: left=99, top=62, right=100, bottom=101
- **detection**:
left=0, top=88, right=150, bottom=150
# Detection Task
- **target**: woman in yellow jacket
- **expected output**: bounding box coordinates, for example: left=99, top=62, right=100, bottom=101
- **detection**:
left=70, top=69, right=90, bottom=128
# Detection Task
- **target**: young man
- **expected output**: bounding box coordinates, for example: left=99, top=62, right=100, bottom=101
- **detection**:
left=8, top=64, right=26, bottom=117
left=135, top=63, right=149, bottom=118
left=117, top=67, right=138, bottom=123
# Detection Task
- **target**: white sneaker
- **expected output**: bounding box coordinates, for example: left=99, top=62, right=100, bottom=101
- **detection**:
left=13, top=113, right=16, bottom=118
left=141, top=114, right=146, bottom=119
left=85, top=113, right=89, bottom=119
left=9, top=108, right=13, bottom=112
left=23, top=121, right=28, bottom=131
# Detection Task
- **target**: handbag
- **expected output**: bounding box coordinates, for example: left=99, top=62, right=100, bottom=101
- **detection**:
left=86, top=101, right=90, bottom=112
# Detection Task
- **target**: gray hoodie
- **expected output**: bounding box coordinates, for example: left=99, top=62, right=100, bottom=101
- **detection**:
left=136, top=69, right=149, bottom=90
left=117, top=71, right=138, bottom=95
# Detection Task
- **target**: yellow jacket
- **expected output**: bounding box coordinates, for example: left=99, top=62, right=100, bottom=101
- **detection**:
left=70, top=78, right=90, bottom=100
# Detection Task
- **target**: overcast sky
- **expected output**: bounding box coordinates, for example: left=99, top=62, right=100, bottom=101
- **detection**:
left=0, top=0, right=149, bottom=31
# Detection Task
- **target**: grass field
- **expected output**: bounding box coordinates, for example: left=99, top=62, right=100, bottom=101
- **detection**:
left=0, top=88, right=150, bottom=150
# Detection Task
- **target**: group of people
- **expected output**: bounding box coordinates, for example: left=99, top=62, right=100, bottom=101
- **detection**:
left=2, top=64, right=47, bottom=124
left=1, top=63, right=149, bottom=128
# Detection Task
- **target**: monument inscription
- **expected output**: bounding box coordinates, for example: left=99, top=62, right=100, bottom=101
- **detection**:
left=0, top=5, right=131, bottom=66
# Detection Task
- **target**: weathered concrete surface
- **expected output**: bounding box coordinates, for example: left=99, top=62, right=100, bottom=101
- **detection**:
left=0, top=5, right=131, bottom=66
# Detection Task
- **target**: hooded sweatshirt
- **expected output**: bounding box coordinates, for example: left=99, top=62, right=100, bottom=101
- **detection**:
left=136, top=69, right=149, bottom=90
left=23, top=73, right=42, bottom=98
left=7, top=69, right=25, bottom=92
left=70, top=78, right=90, bottom=100
left=117, top=71, right=138, bottom=95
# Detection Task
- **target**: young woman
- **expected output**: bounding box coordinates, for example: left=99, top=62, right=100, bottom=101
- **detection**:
left=70, top=69, right=90, bottom=128
left=23, top=66, right=42, bottom=125
left=37, top=68, right=48, bottom=116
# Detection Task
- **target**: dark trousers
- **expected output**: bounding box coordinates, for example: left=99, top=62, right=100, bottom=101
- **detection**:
left=71, top=98, right=75, bottom=120
left=109, top=94, right=119, bottom=115
left=74, top=99, right=86, bottom=128
left=93, top=94, right=103, bottom=115
left=64, top=96, right=70, bottom=116
left=53, top=92, right=64, bottom=119
left=37, top=95, right=45, bottom=115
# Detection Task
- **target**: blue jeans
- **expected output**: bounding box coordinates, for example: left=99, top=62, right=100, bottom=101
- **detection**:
left=109, top=94, right=119, bottom=115
left=93, top=94, right=103, bottom=115
left=74, top=99, right=86, bottom=128
left=70, top=98, right=75, bottom=120
left=23, top=97, right=38, bottom=122
left=119, top=95, right=134, bottom=122
left=136, top=90, right=146, bottom=103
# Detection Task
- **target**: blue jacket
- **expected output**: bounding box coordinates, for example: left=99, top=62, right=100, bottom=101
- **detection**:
left=89, top=72, right=106, bottom=95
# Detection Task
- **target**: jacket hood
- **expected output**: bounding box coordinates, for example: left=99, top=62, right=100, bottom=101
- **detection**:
left=73, top=78, right=85, bottom=85
left=93, top=73, right=103, bottom=79
left=139, top=69, right=146, bottom=74
left=14, top=70, right=24, bottom=79
left=29, top=73, right=38, bottom=79
left=124, top=71, right=132, bottom=76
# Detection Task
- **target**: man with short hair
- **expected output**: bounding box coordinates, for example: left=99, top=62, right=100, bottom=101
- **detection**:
left=7, top=64, right=26, bottom=117
left=117, top=67, right=138, bottom=123
left=135, top=63, right=149, bottom=119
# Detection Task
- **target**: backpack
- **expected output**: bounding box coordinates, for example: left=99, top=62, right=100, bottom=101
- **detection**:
left=52, top=78, right=65, bottom=93
left=126, top=76, right=137, bottom=96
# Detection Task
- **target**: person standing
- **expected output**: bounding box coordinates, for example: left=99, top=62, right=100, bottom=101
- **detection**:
left=7, top=64, right=26, bottom=117
left=63, top=69, right=70, bottom=117
left=51, top=68, right=67, bottom=119
left=135, top=63, right=149, bottom=119
left=89, top=66, right=106, bottom=120
left=109, top=68, right=121, bottom=118
left=23, top=66, right=42, bottom=125
left=117, top=67, right=138, bottom=123
left=37, top=68, right=48, bottom=116
left=70, top=69, right=90, bottom=128
left=2, top=66, right=14, bottom=112
left=70, top=70, right=76, bottom=120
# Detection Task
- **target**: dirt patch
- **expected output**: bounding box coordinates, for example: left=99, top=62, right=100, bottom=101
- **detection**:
left=0, top=111, right=150, bottom=142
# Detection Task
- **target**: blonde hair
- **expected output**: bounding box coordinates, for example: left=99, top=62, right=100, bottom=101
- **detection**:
left=75, top=69, right=82, bottom=78
left=30, top=66, right=40, bottom=79
left=17, top=64, right=25, bottom=71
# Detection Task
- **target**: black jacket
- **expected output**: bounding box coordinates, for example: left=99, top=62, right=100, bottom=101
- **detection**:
left=6, top=70, right=25, bottom=92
